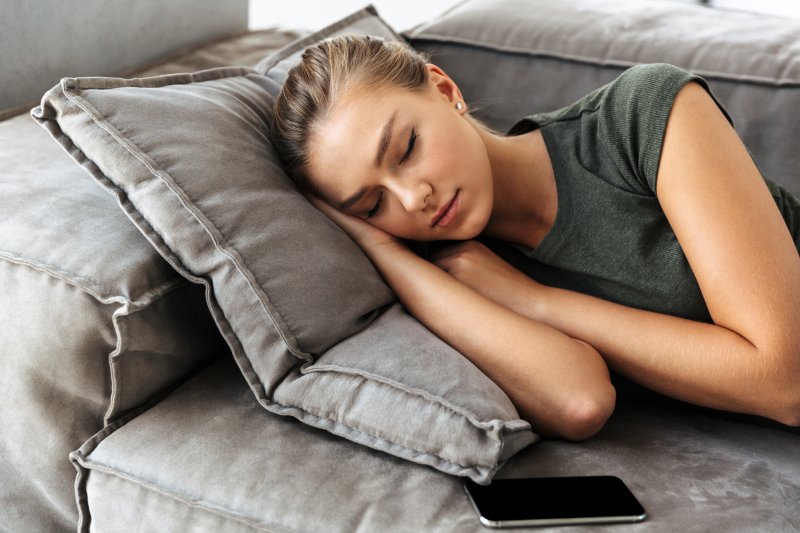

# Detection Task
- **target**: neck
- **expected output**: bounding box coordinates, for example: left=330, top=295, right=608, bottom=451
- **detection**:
left=473, top=121, right=556, bottom=248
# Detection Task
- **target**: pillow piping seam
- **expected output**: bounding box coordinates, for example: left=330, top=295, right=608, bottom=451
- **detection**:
left=255, top=394, right=501, bottom=475
left=72, top=455, right=296, bottom=533
left=0, top=250, right=186, bottom=309
left=304, top=362, right=528, bottom=431
left=58, top=77, right=309, bottom=363
left=255, top=6, right=405, bottom=74
left=405, top=34, right=800, bottom=87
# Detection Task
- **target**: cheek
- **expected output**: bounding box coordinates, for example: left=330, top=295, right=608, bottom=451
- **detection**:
left=427, top=124, right=475, bottom=179
left=390, top=210, right=421, bottom=235
left=366, top=200, right=415, bottom=237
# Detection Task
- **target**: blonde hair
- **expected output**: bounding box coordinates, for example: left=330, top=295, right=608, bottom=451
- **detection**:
left=271, top=34, right=430, bottom=190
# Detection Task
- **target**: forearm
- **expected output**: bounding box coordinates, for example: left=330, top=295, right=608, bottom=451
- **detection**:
left=510, top=280, right=797, bottom=424
left=364, top=242, right=615, bottom=440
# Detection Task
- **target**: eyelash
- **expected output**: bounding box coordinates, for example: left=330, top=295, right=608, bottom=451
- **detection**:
left=366, top=129, right=417, bottom=219
left=399, top=128, right=417, bottom=166
left=367, top=191, right=383, bottom=219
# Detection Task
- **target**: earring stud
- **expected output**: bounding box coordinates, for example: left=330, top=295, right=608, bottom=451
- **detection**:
left=456, top=102, right=464, bottom=110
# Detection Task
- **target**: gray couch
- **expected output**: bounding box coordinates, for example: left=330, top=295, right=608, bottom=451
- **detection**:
left=2, top=1, right=798, bottom=531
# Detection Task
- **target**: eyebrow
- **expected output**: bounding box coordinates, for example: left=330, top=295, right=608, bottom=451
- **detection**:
left=375, top=110, right=398, bottom=168
left=338, top=110, right=397, bottom=211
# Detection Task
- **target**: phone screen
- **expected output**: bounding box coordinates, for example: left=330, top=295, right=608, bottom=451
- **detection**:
left=465, top=476, right=647, bottom=528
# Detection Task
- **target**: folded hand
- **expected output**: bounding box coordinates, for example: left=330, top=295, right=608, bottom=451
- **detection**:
left=430, top=240, right=545, bottom=319
left=309, top=196, right=402, bottom=252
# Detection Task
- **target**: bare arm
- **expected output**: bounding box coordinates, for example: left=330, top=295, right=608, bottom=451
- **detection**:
left=436, top=83, right=800, bottom=426
left=311, top=200, right=615, bottom=440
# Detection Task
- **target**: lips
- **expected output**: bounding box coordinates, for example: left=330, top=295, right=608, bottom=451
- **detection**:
left=431, top=190, right=460, bottom=228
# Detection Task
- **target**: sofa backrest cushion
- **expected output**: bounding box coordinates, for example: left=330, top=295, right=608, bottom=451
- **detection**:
left=404, top=0, right=800, bottom=198
left=0, top=0, right=248, bottom=119
left=32, top=6, right=537, bottom=484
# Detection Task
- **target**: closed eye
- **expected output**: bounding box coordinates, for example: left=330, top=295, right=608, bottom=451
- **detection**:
left=366, top=191, right=383, bottom=219
left=399, top=128, right=417, bottom=165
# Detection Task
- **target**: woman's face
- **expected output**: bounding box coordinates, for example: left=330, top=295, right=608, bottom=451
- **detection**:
left=304, top=65, right=494, bottom=241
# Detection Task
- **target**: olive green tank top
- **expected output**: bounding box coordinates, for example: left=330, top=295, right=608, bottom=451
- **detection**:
left=496, top=63, right=800, bottom=323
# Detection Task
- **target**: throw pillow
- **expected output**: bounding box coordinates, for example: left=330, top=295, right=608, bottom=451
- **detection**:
left=32, top=6, right=536, bottom=484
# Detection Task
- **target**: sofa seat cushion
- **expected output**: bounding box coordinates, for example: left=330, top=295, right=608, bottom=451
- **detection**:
left=71, top=358, right=800, bottom=532
left=404, top=0, right=800, bottom=198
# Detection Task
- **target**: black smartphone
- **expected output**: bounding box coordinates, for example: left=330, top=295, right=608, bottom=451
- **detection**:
left=465, top=476, right=647, bottom=528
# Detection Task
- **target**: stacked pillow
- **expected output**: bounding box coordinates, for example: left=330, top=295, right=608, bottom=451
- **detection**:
left=33, top=6, right=536, bottom=484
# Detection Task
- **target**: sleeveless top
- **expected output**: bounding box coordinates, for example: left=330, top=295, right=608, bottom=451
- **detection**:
left=497, top=63, right=800, bottom=323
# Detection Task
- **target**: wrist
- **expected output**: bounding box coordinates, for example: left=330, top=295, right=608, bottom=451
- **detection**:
left=360, top=238, right=413, bottom=267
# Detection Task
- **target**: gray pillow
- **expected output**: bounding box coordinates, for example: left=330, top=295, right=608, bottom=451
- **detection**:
left=32, top=6, right=536, bottom=483
left=254, top=5, right=403, bottom=81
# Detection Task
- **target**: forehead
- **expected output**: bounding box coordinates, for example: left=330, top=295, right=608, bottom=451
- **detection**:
left=306, top=86, right=421, bottom=199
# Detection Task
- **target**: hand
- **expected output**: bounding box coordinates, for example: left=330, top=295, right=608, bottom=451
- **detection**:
left=430, top=240, right=545, bottom=320
left=309, top=196, right=401, bottom=252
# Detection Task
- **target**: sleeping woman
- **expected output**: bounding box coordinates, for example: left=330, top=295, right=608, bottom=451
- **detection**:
left=270, top=34, right=800, bottom=440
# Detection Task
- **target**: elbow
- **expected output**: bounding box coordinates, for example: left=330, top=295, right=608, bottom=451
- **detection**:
left=772, top=380, right=800, bottom=428
left=782, top=344, right=800, bottom=427
left=560, top=384, right=617, bottom=441
left=770, top=393, right=800, bottom=428
left=762, top=344, right=800, bottom=427
left=778, top=408, right=800, bottom=428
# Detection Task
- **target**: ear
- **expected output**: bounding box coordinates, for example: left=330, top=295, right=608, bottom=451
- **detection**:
left=425, top=63, right=467, bottom=114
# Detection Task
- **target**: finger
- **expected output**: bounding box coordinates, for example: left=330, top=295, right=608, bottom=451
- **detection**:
left=309, top=196, right=355, bottom=227
left=308, top=195, right=336, bottom=216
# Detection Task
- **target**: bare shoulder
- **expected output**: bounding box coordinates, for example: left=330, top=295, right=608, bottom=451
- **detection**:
left=671, top=80, right=718, bottom=116
left=657, top=74, right=800, bottom=360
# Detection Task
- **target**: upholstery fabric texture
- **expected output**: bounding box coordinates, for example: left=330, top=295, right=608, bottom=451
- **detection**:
left=0, top=112, right=227, bottom=532
left=11, top=0, right=800, bottom=530
left=72, top=358, right=800, bottom=532
left=0, top=27, right=298, bottom=533
left=0, top=0, right=248, bottom=118
left=31, top=5, right=536, bottom=485
left=404, top=0, right=800, bottom=198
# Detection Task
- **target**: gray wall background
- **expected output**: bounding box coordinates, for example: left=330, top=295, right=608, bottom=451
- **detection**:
left=0, top=0, right=248, bottom=113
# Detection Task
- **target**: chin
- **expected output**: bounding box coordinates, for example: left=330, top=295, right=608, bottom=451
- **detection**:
left=465, top=201, right=493, bottom=239
left=462, top=222, right=487, bottom=240
left=451, top=215, right=488, bottom=241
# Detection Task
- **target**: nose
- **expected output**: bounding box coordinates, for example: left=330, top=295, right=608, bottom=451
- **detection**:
left=388, top=178, right=432, bottom=213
